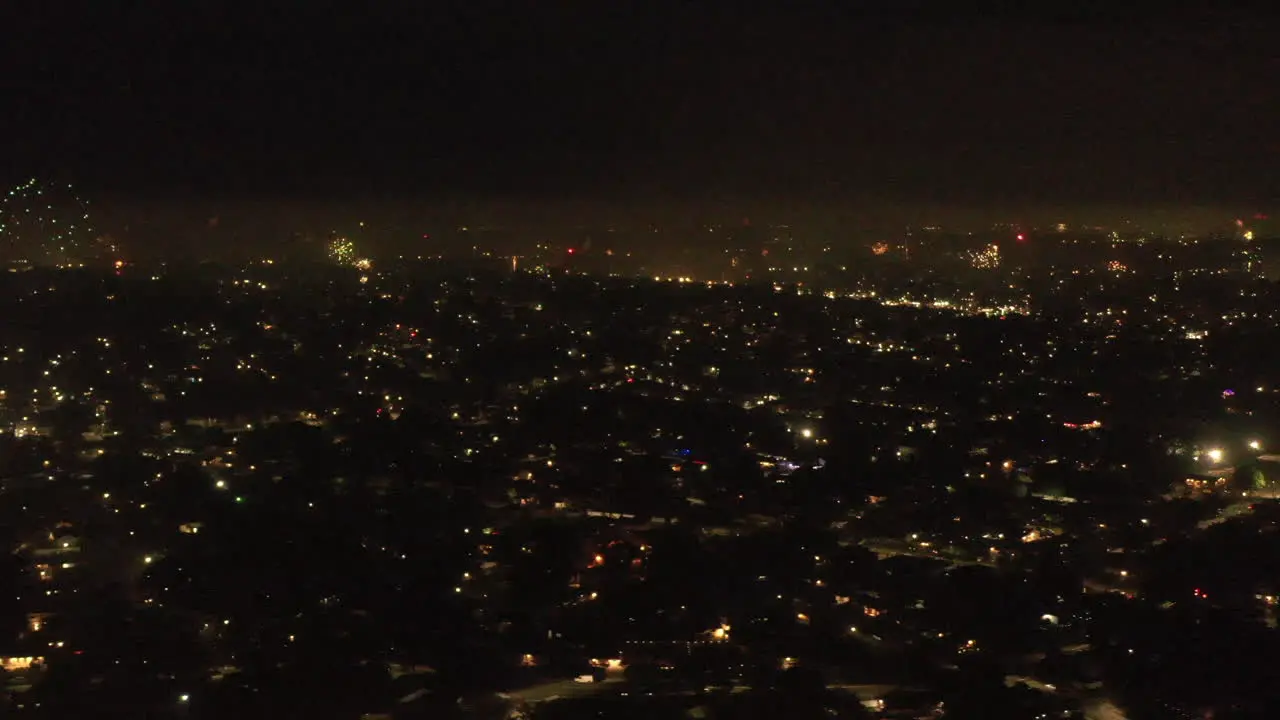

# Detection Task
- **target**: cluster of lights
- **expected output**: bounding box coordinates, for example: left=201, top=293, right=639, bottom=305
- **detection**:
left=871, top=242, right=890, bottom=256
left=0, top=179, right=95, bottom=265
left=968, top=244, right=1000, bottom=269
left=1107, top=260, right=1129, bottom=272
left=1196, top=440, right=1263, bottom=466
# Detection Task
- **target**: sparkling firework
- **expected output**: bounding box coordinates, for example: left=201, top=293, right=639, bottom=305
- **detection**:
left=328, top=237, right=356, bottom=265
left=968, top=243, right=1000, bottom=269
left=0, top=179, right=96, bottom=265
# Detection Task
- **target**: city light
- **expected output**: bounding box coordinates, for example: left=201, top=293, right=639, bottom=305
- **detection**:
left=5, top=13, right=1279, bottom=717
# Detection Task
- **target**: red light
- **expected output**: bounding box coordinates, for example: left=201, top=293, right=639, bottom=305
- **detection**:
left=567, top=248, right=575, bottom=254
left=1016, top=234, right=1025, bottom=242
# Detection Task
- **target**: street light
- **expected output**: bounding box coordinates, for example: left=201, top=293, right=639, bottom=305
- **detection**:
left=1206, top=448, right=1224, bottom=464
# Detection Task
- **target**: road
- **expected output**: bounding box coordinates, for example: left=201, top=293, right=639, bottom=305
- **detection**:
left=1006, top=675, right=1129, bottom=720
left=1197, top=500, right=1253, bottom=530
left=858, top=539, right=995, bottom=568
left=506, top=675, right=624, bottom=703
left=510, top=674, right=1127, bottom=719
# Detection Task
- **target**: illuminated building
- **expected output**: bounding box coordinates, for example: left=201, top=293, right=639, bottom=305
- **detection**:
left=1, top=656, right=43, bottom=671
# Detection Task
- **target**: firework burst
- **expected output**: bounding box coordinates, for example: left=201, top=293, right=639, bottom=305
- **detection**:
left=0, top=179, right=97, bottom=266
left=328, top=236, right=356, bottom=265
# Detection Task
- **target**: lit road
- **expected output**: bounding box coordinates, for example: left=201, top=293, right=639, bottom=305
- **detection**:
left=1197, top=500, right=1253, bottom=530
left=858, top=539, right=994, bottom=568
left=1006, top=676, right=1129, bottom=720
left=509, top=675, right=1126, bottom=718
left=827, top=683, right=901, bottom=699
left=506, top=675, right=624, bottom=703
left=508, top=677, right=892, bottom=705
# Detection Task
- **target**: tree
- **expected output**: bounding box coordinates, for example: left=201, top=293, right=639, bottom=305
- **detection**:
left=0, top=550, right=26, bottom=647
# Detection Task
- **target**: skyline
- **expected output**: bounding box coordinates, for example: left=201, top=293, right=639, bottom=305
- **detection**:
left=4, top=182, right=1272, bottom=263
left=2, top=4, right=1277, bottom=251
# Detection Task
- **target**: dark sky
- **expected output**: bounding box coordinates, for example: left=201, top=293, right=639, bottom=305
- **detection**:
left=3, top=2, right=1277, bottom=217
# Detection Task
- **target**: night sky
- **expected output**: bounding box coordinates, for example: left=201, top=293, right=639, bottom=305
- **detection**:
left=3, top=3, right=1277, bottom=234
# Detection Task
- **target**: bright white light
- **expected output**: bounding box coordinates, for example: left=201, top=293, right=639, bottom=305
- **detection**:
left=1206, top=448, right=1224, bottom=464
left=1249, top=440, right=1262, bottom=451
left=800, top=428, right=813, bottom=439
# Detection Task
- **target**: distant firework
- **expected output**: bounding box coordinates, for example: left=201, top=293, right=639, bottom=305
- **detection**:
left=968, top=244, right=1000, bottom=269
left=871, top=242, right=890, bottom=256
left=327, top=236, right=372, bottom=271
left=0, top=179, right=97, bottom=265
left=328, top=236, right=356, bottom=265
